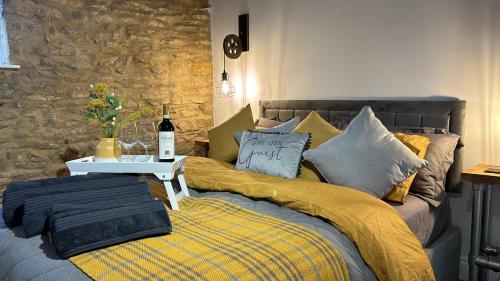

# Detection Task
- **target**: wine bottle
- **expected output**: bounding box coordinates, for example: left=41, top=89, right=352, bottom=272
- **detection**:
left=158, top=104, right=175, bottom=162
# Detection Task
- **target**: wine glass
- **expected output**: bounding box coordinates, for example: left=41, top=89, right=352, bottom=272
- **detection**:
left=118, top=123, right=138, bottom=161
left=136, top=121, right=156, bottom=161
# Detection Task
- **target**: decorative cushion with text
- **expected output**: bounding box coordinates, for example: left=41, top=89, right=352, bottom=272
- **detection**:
left=235, top=131, right=310, bottom=179
left=235, top=117, right=300, bottom=145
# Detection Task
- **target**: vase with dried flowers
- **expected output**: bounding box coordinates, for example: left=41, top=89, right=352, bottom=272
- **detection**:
left=84, top=83, right=153, bottom=162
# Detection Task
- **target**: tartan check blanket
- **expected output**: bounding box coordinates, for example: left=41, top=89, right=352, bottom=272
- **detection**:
left=70, top=196, right=348, bottom=281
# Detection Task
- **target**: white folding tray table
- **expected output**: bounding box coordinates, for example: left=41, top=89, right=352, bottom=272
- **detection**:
left=65, top=155, right=189, bottom=210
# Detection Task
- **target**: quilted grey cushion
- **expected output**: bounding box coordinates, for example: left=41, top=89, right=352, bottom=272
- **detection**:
left=410, top=133, right=461, bottom=206
left=303, top=106, right=428, bottom=198
left=235, top=117, right=300, bottom=145
left=236, top=130, right=310, bottom=179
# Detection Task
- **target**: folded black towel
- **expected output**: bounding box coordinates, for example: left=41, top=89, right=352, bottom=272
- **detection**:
left=50, top=199, right=172, bottom=259
left=2, top=174, right=140, bottom=227
left=22, top=182, right=151, bottom=237
left=23, top=178, right=145, bottom=202
left=48, top=197, right=155, bottom=231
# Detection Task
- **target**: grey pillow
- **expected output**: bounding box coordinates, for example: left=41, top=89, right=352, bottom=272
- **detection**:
left=235, top=117, right=300, bottom=145
left=235, top=130, right=310, bottom=179
left=410, top=133, right=460, bottom=206
left=303, top=106, right=428, bottom=198
left=389, top=127, right=448, bottom=135
left=256, top=118, right=283, bottom=128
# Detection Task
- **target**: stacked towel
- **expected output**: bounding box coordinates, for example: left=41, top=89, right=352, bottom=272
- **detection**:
left=3, top=174, right=172, bottom=258
left=23, top=181, right=151, bottom=237
left=50, top=199, right=172, bottom=258
left=2, top=174, right=140, bottom=227
left=48, top=197, right=156, bottom=224
left=47, top=198, right=155, bottom=234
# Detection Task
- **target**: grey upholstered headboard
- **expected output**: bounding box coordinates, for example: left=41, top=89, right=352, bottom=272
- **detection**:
left=259, top=99, right=466, bottom=192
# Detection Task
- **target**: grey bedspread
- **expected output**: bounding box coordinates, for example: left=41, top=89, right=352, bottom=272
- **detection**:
left=389, top=194, right=451, bottom=247
left=0, top=188, right=378, bottom=281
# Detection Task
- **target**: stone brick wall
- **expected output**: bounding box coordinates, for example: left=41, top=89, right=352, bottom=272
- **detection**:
left=0, top=0, right=214, bottom=193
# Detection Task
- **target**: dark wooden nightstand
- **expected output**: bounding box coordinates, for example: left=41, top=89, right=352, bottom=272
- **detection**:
left=192, top=139, right=209, bottom=157
left=462, top=164, right=500, bottom=281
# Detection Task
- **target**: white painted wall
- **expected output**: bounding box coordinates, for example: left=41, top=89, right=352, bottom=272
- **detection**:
left=210, top=0, right=500, bottom=280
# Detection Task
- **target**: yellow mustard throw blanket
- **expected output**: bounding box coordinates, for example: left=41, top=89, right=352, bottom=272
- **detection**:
left=184, top=157, right=436, bottom=281
left=70, top=196, right=348, bottom=281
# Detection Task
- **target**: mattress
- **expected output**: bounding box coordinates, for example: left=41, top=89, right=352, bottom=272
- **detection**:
left=388, top=193, right=451, bottom=247
left=0, top=188, right=458, bottom=281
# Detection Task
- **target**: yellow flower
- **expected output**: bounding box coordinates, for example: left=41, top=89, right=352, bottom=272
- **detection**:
left=88, top=98, right=105, bottom=108
left=93, top=83, right=109, bottom=94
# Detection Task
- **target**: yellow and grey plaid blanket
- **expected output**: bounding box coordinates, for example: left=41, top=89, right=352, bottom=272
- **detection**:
left=70, top=197, right=348, bottom=281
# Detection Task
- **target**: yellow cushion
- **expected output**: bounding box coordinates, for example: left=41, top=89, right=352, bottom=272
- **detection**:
left=293, top=112, right=342, bottom=181
left=208, top=104, right=255, bottom=162
left=384, top=133, right=431, bottom=203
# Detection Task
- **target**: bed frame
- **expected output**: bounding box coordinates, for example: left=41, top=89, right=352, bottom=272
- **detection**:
left=259, top=99, right=466, bottom=192
left=259, top=99, right=466, bottom=281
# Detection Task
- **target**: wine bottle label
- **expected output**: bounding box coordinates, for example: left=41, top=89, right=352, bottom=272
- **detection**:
left=159, top=132, right=175, bottom=159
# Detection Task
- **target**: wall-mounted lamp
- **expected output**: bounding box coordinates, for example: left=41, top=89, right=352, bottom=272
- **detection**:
left=216, top=14, right=249, bottom=98
left=217, top=69, right=234, bottom=97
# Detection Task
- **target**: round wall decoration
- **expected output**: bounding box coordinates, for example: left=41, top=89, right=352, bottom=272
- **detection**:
left=223, top=34, right=242, bottom=59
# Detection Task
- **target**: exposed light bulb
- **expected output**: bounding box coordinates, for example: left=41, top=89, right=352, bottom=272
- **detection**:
left=216, top=70, right=235, bottom=98
left=221, top=79, right=230, bottom=95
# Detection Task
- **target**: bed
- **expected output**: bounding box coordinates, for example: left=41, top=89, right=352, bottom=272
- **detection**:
left=258, top=99, right=465, bottom=281
left=0, top=99, right=465, bottom=281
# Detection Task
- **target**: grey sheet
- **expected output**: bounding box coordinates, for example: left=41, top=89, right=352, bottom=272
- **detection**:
left=388, top=194, right=451, bottom=247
